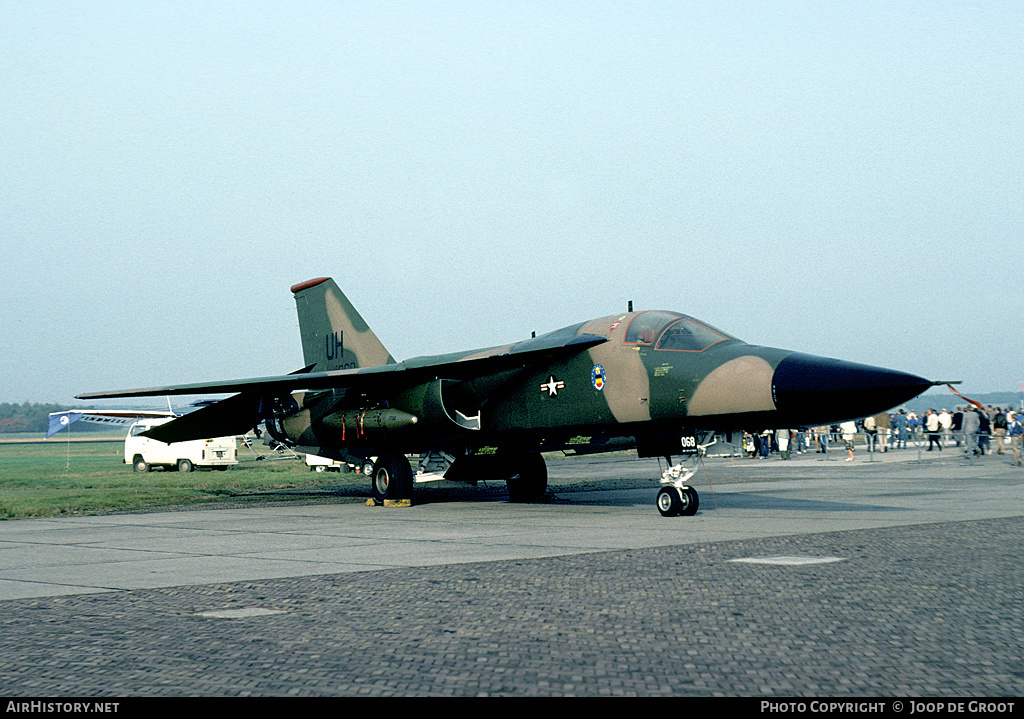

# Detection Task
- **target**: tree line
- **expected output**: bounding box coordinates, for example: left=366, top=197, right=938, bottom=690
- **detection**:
left=0, top=402, right=99, bottom=434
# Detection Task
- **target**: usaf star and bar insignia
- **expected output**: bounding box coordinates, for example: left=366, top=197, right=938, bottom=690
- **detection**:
left=540, top=366, right=607, bottom=398
left=540, top=376, right=564, bottom=397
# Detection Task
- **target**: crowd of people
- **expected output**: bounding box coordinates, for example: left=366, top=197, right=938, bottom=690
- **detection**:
left=741, top=405, right=1023, bottom=466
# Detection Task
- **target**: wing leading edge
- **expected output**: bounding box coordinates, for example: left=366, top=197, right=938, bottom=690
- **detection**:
left=77, top=333, right=607, bottom=401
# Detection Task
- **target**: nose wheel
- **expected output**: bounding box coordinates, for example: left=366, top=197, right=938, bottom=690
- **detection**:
left=656, top=485, right=699, bottom=517
left=655, top=437, right=713, bottom=517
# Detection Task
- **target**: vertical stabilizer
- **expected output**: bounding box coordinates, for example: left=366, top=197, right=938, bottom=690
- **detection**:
left=290, top=278, right=396, bottom=371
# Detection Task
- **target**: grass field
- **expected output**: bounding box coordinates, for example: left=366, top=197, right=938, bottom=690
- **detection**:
left=0, top=435, right=359, bottom=520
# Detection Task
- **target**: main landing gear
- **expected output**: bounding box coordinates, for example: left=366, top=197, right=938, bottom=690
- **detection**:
left=366, top=450, right=550, bottom=505
left=370, top=452, right=413, bottom=504
left=505, top=452, right=548, bottom=503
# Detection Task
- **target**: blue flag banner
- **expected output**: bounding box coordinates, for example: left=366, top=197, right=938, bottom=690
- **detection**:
left=46, top=411, right=84, bottom=438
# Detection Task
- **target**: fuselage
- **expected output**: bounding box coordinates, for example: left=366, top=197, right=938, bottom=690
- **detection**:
left=272, top=310, right=932, bottom=461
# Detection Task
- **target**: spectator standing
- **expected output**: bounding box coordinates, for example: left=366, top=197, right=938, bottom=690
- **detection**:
left=926, top=409, right=942, bottom=451
left=863, top=415, right=878, bottom=451
left=841, top=420, right=857, bottom=462
left=1008, top=412, right=1022, bottom=466
left=962, top=408, right=981, bottom=457
left=978, top=410, right=991, bottom=455
left=875, top=411, right=891, bottom=452
left=993, top=408, right=1008, bottom=455
left=939, top=409, right=952, bottom=446
left=777, top=428, right=791, bottom=460
left=894, top=410, right=909, bottom=448
left=816, top=425, right=829, bottom=454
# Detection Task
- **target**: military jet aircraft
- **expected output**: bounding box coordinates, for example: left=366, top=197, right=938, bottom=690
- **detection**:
left=79, top=277, right=937, bottom=515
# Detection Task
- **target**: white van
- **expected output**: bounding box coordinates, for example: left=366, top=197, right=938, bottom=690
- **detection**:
left=125, top=418, right=238, bottom=472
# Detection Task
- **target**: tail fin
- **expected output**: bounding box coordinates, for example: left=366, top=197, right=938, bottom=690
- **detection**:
left=290, top=278, right=396, bottom=371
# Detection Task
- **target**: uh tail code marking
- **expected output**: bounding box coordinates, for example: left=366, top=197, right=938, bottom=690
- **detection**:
left=325, top=331, right=344, bottom=360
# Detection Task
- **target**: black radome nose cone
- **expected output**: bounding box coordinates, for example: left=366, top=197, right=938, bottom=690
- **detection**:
left=772, top=353, right=932, bottom=425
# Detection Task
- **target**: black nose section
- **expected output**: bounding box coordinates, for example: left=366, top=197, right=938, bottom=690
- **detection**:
left=772, top=353, right=933, bottom=425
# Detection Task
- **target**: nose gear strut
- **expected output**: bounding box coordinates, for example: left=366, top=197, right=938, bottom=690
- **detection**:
left=656, top=433, right=716, bottom=517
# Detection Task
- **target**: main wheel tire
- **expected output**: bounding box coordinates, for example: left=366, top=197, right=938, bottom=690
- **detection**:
left=656, top=487, right=680, bottom=516
left=679, top=485, right=699, bottom=516
left=370, top=453, right=413, bottom=503
left=506, top=452, right=547, bottom=502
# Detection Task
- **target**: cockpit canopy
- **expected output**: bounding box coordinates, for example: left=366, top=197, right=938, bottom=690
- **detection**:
left=623, top=311, right=737, bottom=352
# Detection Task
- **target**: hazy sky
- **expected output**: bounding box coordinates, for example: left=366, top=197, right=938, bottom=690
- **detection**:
left=3, top=1, right=1022, bottom=406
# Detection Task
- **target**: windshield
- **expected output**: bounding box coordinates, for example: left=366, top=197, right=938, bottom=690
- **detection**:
left=623, top=312, right=681, bottom=345
left=654, top=318, right=732, bottom=352
left=623, top=311, right=736, bottom=352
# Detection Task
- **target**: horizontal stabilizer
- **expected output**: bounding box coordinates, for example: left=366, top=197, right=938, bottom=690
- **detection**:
left=140, top=394, right=262, bottom=444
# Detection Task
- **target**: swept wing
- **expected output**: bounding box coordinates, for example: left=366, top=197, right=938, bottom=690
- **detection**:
left=78, top=332, right=608, bottom=443
left=78, top=332, right=606, bottom=400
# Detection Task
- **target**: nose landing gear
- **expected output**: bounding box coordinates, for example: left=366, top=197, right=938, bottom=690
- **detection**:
left=656, top=484, right=699, bottom=517
left=655, top=433, right=714, bottom=517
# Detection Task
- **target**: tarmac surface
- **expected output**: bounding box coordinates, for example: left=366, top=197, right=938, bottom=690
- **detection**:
left=1, top=443, right=1022, bottom=697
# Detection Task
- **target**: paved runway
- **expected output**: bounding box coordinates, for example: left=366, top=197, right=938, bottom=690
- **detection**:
left=1, top=448, right=1022, bottom=696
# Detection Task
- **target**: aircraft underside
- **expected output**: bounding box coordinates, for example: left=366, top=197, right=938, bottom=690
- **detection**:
left=269, top=416, right=713, bottom=513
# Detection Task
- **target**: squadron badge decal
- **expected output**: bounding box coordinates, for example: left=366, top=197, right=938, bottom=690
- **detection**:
left=591, top=364, right=606, bottom=391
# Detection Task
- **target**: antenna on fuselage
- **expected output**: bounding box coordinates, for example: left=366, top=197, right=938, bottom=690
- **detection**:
left=628, top=300, right=633, bottom=312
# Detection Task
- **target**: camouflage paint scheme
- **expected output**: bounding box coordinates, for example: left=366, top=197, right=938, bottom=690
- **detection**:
left=79, top=277, right=934, bottom=506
